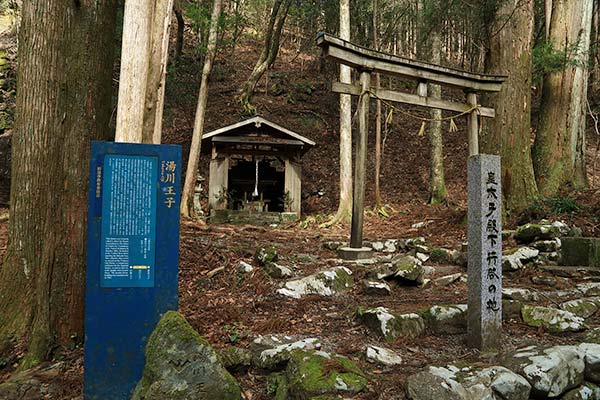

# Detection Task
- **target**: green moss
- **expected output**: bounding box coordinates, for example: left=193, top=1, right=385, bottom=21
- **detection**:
left=255, top=246, right=278, bottom=266
left=286, top=351, right=367, bottom=399
left=325, top=268, right=354, bottom=292
left=266, top=373, right=289, bottom=400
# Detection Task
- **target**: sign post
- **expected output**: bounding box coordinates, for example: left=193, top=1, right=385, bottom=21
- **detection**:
left=467, top=154, right=502, bottom=350
left=84, top=141, right=181, bottom=399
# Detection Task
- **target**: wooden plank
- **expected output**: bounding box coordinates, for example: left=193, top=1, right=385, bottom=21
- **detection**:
left=331, top=82, right=495, bottom=118
left=318, top=33, right=506, bottom=93
left=350, top=71, right=371, bottom=249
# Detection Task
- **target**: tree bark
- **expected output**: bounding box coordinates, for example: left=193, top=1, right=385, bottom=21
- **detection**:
left=533, top=0, right=593, bottom=196
left=373, top=0, right=383, bottom=207
left=482, top=0, right=538, bottom=213
left=0, top=0, right=116, bottom=365
left=115, top=0, right=154, bottom=143
left=428, top=28, right=447, bottom=205
left=181, top=0, right=222, bottom=218
left=142, top=0, right=175, bottom=144
left=238, top=0, right=291, bottom=114
left=326, top=0, right=353, bottom=225
left=174, top=0, right=184, bottom=62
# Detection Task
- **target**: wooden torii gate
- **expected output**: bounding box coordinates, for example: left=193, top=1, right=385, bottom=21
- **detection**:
left=317, top=32, right=505, bottom=256
left=318, top=33, right=509, bottom=350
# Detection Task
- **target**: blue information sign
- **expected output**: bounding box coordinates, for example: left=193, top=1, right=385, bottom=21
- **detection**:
left=84, top=141, right=181, bottom=400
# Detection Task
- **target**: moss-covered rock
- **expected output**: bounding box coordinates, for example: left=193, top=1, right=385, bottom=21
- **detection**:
left=391, top=255, right=424, bottom=284
left=561, top=382, right=600, bottom=400
left=421, top=304, right=467, bottom=334
left=357, top=307, right=424, bottom=342
left=561, top=299, right=599, bottom=319
left=266, top=373, right=289, bottom=400
left=277, top=267, right=354, bottom=299
left=219, top=346, right=252, bottom=373
left=515, top=223, right=561, bottom=244
left=285, top=351, right=367, bottom=399
left=587, top=329, right=600, bottom=345
left=255, top=246, right=278, bottom=266
left=131, top=311, right=241, bottom=400
left=521, top=305, right=586, bottom=333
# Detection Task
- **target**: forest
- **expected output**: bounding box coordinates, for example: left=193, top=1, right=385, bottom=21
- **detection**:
left=0, top=0, right=600, bottom=399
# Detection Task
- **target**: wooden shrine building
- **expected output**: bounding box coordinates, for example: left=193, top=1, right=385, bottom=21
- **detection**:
left=202, top=116, right=315, bottom=223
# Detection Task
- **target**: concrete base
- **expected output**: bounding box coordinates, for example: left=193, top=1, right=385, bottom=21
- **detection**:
left=337, top=247, right=372, bottom=261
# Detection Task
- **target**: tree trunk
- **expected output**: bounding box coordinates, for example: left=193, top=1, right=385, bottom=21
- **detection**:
left=326, top=0, right=353, bottom=225
left=0, top=0, right=116, bottom=365
left=238, top=0, right=291, bottom=114
left=142, top=0, right=175, bottom=144
left=428, top=28, right=447, bottom=205
left=533, top=0, right=593, bottom=196
left=482, top=0, right=538, bottom=213
left=174, top=0, right=184, bottom=63
left=181, top=0, right=222, bottom=218
left=373, top=0, right=383, bottom=207
left=115, top=0, right=154, bottom=143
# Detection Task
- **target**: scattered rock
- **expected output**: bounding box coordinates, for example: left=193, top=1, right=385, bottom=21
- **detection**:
left=429, top=248, right=459, bottom=264
left=561, top=299, right=599, bottom=319
left=578, top=343, right=600, bottom=383
left=515, top=223, right=561, bottom=244
left=502, top=247, right=539, bottom=271
left=383, top=239, right=398, bottom=253
left=323, top=241, right=345, bottom=251
left=502, top=287, right=539, bottom=302
left=579, top=283, right=600, bottom=297
left=264, top=263, right=294, bottom=279
left=362, top=280, right=391, bottom=295
left=131, top=311, right=241, bottom=400
left=0, top=362, right=65, bottom=400
left=405, top=369, right=466, bottom=400
left=277, top=266, right=354, bottom=299
left=358, top=307, right=424, bottom=342
left=252, top=335, right=322, bottom=370
left=366, top=263, right=395, bottom=280
left=503, top=299, right=523, bottom=321
left=219, top=347, right=253, bottom=373
left=365, top=345, right=402, bottom=366
left=532, top=238, right=561, bottom=252
left=552, top=220, right=571, bottom=235
left=238, top=260, right=253, bottom=273
left=370, top=241, right=385, bottom=251
left=501, top=345, right=584, bottom=398
left=392, top=255, right=424, bottom=285
left=561, top=382, right=600, bottom=400
left=434, top=273, right=463, bottom=287
left=421, top=304, right=467, bottom=334
left=415, top=252, right=430, bottom=263
left=255, top=246, right=278, bottom=265
left=285, top=351, right=367, bottom=399
left=587, top=329, right=600, bottom=344
left=521, top=305, right=586, bottom=333
left=531, top=275, right=557, bottom=287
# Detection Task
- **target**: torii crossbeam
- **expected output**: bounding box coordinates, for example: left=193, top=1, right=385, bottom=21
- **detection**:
left=316, top=32, right=506, bottom=252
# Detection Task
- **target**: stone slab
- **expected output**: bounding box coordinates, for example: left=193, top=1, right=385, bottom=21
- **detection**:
left=337, top=246, right=373, bottom=261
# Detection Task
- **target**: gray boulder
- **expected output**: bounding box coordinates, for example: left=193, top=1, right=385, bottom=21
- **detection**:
left=392, top=255, right=425, bottom=284
left=561, top=382, right=600, bottom=400
left=277, top=266, right=354, bottom=298
left=521, top=305, right=586, bottom=333
left=421, top=304, right=467, bottom=334
left=251, top=335, right=321, bottom=370
left=515, top=223, right=561, bottom=244
left=358, top=307, right=424, bottom=342
left=362, top=280, right=392, bottom=295
left=579, top=343, right=600, bottom=384
left=365, top=345, right=403, bottom=366
left=501, top=345, right=584, bottom=398
left=131, top=311, right=241, bottom=400
left=502, top=247, right=539, bottom=271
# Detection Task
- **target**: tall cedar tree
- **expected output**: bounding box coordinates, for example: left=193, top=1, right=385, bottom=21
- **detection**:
left=482, top=0, right=539, bottom=212
left=0, top=0, right=117, bottom=365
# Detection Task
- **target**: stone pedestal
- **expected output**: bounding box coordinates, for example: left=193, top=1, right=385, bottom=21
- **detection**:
left=467, top=154, right=502, bottom=350
left=560, top=237, right=600, bottom=267
left=337, top=247, right=372, bottom=261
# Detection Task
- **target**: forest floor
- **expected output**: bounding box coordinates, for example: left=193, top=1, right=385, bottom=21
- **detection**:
left=2, top=24, right=600, bottom=400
